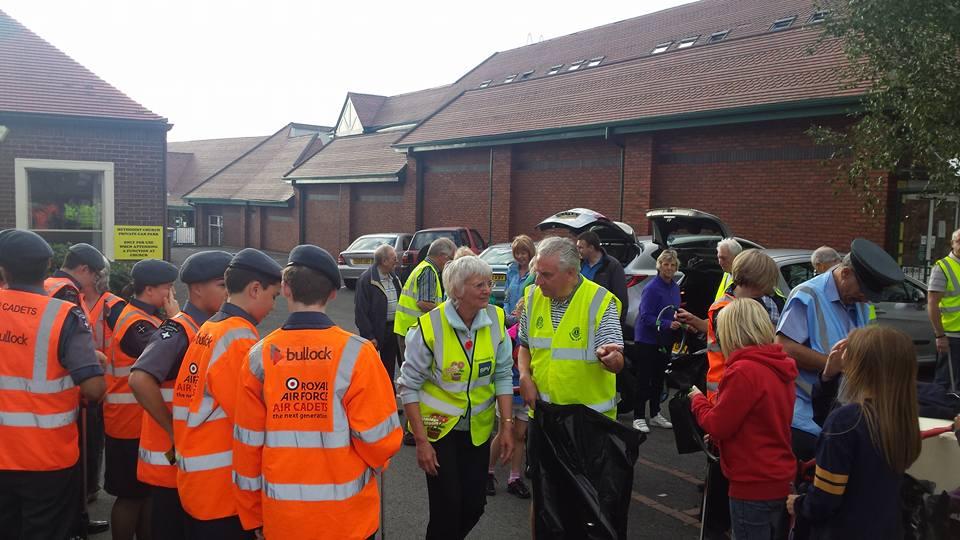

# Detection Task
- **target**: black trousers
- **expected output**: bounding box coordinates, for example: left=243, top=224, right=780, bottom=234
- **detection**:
left=380, top=321, right=400, bottom=382
left=152, top=486, right=188, bottom=540
left=85, top=403, right=104, bottom=494
left=425, top=430, right=491, bottom=540
left=185, top=514, right=254, bottom=540
left=633, top=342, right=668, bottom=418
left=934, top=336, right=960, bottom=390
left=0, top=462, right=81, bottom=540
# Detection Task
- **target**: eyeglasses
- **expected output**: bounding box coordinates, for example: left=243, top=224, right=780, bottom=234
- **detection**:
left=470, top=280, right=494, bottom=291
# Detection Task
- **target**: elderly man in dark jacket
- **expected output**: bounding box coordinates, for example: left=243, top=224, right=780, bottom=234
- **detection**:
left=576, top=231, right=629, bottom=320
left=355, top=244, right=404, bottom=381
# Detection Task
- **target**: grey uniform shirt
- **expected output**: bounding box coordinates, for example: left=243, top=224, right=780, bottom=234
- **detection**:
left=132, top=302, right=211, bottom=383
left=416, top=259, right=443, bottom=303
left=929, top=252, right=960, bottom=337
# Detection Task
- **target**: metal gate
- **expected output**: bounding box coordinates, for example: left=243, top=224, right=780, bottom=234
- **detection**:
left=899, top=194, right=960, bottom=282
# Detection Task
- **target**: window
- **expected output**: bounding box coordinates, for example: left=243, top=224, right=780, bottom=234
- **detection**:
left=504, top=74, right=517, bottom=83
left=808, top=10, right=829, bottom=24
left=15, top=158, right=115, bottom=257
left=567, top=60, right=584, bottom=71
left=677, top=36, right=699, bottom=49
left=880, top=281, right=926, bottom=304
left=651, top=42, right=672, bottom=54
left=478, top=80, right=491, bottom=88
left=587, top=56, right=604, bottom=67
left=520, top=69, right=535, bottom=79
left=780, top=262, right=815, bottom=291
left=707, top=30, right=729, bottom=43
left=770, top=16, right=796, bottom=31
left=208, top=215, right=223, bottom=247
left=547, top=64, right=563, bottom=75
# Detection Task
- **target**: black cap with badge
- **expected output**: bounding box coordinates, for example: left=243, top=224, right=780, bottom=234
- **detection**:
left=180, top=250, right=233, bottom=284
left=287, top=244, right=342, bottom=288
left=131, top=259, right=179, bottom=286
left=228, top=248, right=283, bottom=281
left=848, top=238, right=904, bottom=303
left=67, top=243, right=107, bottom=272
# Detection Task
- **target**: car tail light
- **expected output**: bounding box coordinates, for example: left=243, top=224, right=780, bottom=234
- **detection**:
left=337, top=255, right=346, bottom=265
left=626, top=275, right=646, bottom=288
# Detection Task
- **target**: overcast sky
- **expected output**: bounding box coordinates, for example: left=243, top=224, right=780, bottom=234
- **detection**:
left=3, top=0, right=691, bottom=141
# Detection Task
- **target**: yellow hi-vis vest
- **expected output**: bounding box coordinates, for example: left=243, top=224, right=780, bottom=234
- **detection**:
left=937, top=256, right=960, bottom=332
left=525, top=278, right=620, bottom=419
left=714, top=272, right=733, bottom=302
left=417, top=302, right=505, bottom=446
left=394, top=259, right=442, bottom=337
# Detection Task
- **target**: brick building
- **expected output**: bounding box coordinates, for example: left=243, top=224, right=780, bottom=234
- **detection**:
left=0, top=9, right=169, bottom=259
left=181, top=0, right=942, bottom=262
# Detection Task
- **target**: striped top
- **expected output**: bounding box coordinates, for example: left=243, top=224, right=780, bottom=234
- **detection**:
left=517, top=279, right=623, bottom=349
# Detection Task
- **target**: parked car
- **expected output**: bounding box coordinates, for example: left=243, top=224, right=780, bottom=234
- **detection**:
left=337, top=233, right=412, bottom=289
left=479, top=243, right=514, bottom=303
left=399, top=227, right=486, bottom=281
left=764, top=249, right=936, bottom=367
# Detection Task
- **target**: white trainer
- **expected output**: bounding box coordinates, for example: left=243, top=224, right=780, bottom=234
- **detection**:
left=632, top=419, right=650, bottom=433
left=650, top=413, right=673, bottom=429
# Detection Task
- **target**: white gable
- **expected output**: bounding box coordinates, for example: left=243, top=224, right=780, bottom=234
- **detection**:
left=336, top=98, right=364, bottom=137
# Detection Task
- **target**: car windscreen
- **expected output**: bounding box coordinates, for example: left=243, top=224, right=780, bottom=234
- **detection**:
left=480, top=246, right=514, bottom=265
left=411, top=231, right=456, bottom=251
left=346, top=236, right=396, bottom=251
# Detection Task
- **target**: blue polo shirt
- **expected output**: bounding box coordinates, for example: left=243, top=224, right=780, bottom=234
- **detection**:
left=580, top=258, right=602, bottom=281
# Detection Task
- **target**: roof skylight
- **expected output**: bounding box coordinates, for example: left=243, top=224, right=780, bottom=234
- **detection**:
left=547, top=64, right=563, bottom=75
left=478, top=80, right=491, bottom=88
left=652, top=42, right=672, bottom=54
left=567, top=60, right=585, bottom=71
left=808, top=10, right=829, bottom=24
left=504, top=74, right=517, bottom=83
left=707, top=30, right=729, bottom=43
left=676, top=36, right=699, bottom=49
left=770, top=16, right=796, bottom=31
left=587, top=56, right=604, bottom=67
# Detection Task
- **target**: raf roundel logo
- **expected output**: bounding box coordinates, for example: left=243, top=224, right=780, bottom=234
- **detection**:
left=188, top=363, right=198, bottom=375
left=285, top=377, right=300, bottom=391
left=569, top=327, right=582, bottom=341
left=536, top=315, right=544, bottom=329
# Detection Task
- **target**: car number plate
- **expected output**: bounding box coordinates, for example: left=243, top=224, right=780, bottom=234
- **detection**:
left=493, top=274, right=506, bottom=282
left=353, top=257, right=373, bottom=265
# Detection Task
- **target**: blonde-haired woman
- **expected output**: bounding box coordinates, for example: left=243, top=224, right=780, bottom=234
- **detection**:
left=503, top=235, right=536, bottom=326
left=787, top=325, right=921, bottom=538
left=690, top=298, right=798, bottom=539
left=632, top=249, right=682, bottom=433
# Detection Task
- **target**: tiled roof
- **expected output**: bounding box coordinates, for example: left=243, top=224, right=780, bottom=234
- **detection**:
left=397, top=27, right=862, bottom=147
left=368, top=86, right=452, bottom=129
left=0, top=9, right=165, bottom=122
left=347, top=93, right=388, bottom=127
left=451, top=0, right=821, bottom=91
left=166, top=136, right=267, bottom=207
left=184, top=125, right=325, bottom=204
left=285, top=130, right=409, bottom=181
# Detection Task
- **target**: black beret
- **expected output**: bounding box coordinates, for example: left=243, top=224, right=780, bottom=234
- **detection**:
left=228, top=248, right=283, bottom=281
left=180, top=250, right=233, bottom=284
left=131, top=259, right=179, bottom=286
left=0, top=229, right=53, bottom=263
left=287, top=244, right=342, bottom=288
left=849, top=238, right=904, bottom=303
left=67, top=243, right=106, bottom=272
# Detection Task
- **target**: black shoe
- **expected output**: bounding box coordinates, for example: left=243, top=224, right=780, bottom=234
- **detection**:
left=486, top=473, right=497, bottom=496
left=87, top=520, right=110, bottom=534
left=507, top=478, right=531, bottom=499
left=402, top=431, right=416, bottom=446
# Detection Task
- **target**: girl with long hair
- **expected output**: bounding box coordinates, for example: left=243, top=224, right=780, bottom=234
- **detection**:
left=787, top=325, right=922, bottom=538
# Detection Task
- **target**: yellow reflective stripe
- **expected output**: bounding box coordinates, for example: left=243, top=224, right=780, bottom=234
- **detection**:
left=814, top=475, right=846, bottom=496
left=815, top=466, right=849, bottom=485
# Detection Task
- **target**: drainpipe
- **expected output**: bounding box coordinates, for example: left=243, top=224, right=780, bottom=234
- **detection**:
left=606, top=127, right=626, bottom=221
left=293, top=180, right=306, bottom=244
left=414, top=151, right=424, bottom=231
left=488, top=147, right=494, bottom=245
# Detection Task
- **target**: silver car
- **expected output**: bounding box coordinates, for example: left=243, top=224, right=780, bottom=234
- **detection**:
left=479, top=243, right=515, bottom=304
left=338, top=233, right=412, bottom=289
left=764, top=249, right=936, bottom=366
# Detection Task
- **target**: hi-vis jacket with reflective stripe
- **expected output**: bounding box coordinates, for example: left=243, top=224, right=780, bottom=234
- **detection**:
left=137, top=310, right=201, bottom=488
left=417, top=302, right=505, bottom=446
left=714, top=272, right=733, bottom=302
left=88, top=292, right=124, bottom=354
left=784, top=271, right=870, bottom=437
left=0, top=289, right=80, bottom=471
left=173, top=313, right=259, bottom=520
left=936, top=256, right=960, bottom=332
left=106, top=303, right=161, bottom=439
left=705, top=296, right=733, bottom=403
left=233, top=325, right=402, bottom=539
left=393, top=259, right=442, bottom=337
left=525, top=279, right=621, bottom=419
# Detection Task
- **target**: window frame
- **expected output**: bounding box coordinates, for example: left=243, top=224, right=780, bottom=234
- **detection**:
left=547, top=64, right=563, bottom=75
left=770, top=16, right=797, bottom=31
left=677, top=36, right=699, bottom=49
left=14, top=158, right=115, bottom=258
left=707, top=30, right=730, bottom=43
left=652, top=42, right=672, bottom=54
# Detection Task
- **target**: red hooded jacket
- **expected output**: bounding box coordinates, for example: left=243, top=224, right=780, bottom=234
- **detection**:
left=691, top=343, right=798, bottom=500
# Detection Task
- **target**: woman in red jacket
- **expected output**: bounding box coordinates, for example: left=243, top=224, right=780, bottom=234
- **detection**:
left=690, top=298, right=798, bottom=540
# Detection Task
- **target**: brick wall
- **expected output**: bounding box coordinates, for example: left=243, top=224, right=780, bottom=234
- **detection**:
left=0, top=115, right=167, bottom=254
left=421, top=148, right=492, bottom=236
left=303, top=185, right=343, bottom=255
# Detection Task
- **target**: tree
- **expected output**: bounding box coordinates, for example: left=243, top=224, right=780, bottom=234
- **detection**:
left=811, top=0, right=960, bottom=213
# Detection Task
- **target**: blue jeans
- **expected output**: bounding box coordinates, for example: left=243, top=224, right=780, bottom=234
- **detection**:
left=728, top=498, right=785, bottom=540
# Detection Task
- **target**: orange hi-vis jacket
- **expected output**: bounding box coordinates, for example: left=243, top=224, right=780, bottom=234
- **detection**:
left=0, top=289, right=81, bottom=471
left=137, top=310, right=201, bottom=488
left=106, top=303, right=161, bottom=439
left=44, top=276, right=81, bottom=303
left=88, top=292, right=124, bottom=354
left=173, top=311, right=259, bottom=521
left=233, top=324, right=402, bottom=539
left=705, top=295, right=733, bottom=403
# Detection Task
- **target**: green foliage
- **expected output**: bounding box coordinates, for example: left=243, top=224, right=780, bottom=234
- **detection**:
left=47, top=242, right=134, bottom=296
left=811, top=0, right=960, bottom=213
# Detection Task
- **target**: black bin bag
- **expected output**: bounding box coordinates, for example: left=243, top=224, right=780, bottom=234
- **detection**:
left=528, top=401, right=644, bottom=540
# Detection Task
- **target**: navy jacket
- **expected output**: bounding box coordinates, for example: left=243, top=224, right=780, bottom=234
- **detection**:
left=354, top=265, right=402, bottom=344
